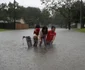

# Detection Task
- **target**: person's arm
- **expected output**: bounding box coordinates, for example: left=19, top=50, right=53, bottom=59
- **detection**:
left=52, top=35, right=56, bottom=42
left=38, top=31, right=42, bottom=41
left=33, top=29, right=38, bottom=37
left=52, top=33, right=56, bottom=43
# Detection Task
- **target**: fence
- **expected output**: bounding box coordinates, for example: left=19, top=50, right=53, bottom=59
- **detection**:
left=0, top=23, right=29, bottom=29
left=0, top=23, right=15, bottom=29
left=16, top=23, right=29, bottom=29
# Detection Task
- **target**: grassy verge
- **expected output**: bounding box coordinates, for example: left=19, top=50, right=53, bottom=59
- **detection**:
left=77, top=28, right=85, bottom=33
left=0, top=29, right=7, bottom=32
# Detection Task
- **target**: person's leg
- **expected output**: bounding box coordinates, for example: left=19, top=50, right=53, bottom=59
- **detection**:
left=46, top=41, right=53, bottom=46
left=49, top=41, right=53, bottom=46
left=45, top=41, right=49, bottom=46
left=39, top=38, right=42, bottom=47
left=43, top=38, right=47, bottom=46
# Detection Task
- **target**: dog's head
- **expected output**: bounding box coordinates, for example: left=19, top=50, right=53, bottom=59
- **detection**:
left=23, top=36, right=26, bottom=39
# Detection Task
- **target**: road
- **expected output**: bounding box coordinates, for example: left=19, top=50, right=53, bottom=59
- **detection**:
left=0, top=28, right=85, bottom=70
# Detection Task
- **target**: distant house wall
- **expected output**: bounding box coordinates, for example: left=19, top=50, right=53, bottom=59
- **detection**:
left=15, top=18, right=28, bottom=29
left=19, top=19, right=25, bottom=24
left=0, top=18, right=29, bottom=29
left=16, top=18, right=25, bottom=24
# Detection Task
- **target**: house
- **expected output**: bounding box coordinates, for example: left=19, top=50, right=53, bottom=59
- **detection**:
left=16, top=18, right=25, bottom=24
left=15, top=18, right=29, bottom=29
left=0, top=18, right=29, bottom=29
left=0, top=20, right=8, bottom=23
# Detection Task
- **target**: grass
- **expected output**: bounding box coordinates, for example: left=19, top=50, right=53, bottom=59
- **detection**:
left=77, top=28, right=85, bottom=33
left=0, top=29, right=7, bottom=32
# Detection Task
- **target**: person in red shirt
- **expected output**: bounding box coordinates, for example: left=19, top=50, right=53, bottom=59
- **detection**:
left=33, top=24, right=40, bottom=47
left=46, top=26, right=56, bottom=45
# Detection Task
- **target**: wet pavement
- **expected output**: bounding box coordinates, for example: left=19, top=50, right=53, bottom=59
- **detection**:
left=0, top=28, right=85, bottom=70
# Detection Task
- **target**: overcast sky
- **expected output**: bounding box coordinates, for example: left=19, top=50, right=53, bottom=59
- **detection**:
left=0, top=0, right=45, bottom=9
left=0, top=0, right=85, bottom=9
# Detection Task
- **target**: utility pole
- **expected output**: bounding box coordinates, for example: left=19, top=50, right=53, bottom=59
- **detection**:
left=80, top=0, right=83, bottom=28
left=14, top=0, right=16, bottom=29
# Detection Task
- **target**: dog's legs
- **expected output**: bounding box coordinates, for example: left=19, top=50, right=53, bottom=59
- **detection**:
left=26, top=38, right=29, bottom=48
left=26, top=37, right=31, bottom=48
left=29, top=40, right=32, bottom=47
left=39, top=41, right=42, bottom=47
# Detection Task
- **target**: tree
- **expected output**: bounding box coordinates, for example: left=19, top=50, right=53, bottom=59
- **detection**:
left=22, top=7, right=41, bottom=26
left=52, top=11, right=66, bottom=28
left=71, top=1, right=85, bottom=28
left=0, top=1, right=51, bottom=27
left=0, top=1, right=41, bottom=25
left=41, top=0, right=76, bottom=30
left=7, top=1, right=20, bottom=22
left=0, top=3, right=8, bottom=22
left=40, top=8, right=50, bottom=25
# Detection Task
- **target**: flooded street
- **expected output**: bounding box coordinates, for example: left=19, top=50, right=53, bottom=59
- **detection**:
left=0, top=28, right=85, bottom=70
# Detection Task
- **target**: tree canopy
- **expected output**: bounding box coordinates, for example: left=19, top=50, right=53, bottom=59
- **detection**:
left=0, top=1, right=51, bottom=27
left=41, top=0, right=85, bottom=29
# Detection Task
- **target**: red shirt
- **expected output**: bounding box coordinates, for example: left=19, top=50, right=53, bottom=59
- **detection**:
left=46, top=30, right=56, bottom=41
left=34, top=28, right=40, bottom=35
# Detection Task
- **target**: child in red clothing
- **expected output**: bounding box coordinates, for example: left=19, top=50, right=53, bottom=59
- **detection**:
left=46, top=26, right=56, bottom=45
left=33, top=25, right=40, bottom=47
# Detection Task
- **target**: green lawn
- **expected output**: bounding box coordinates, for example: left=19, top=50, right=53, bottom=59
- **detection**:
left=77, top=28, right=85, bottom=33
left=0, top=29, right=7, bottom=32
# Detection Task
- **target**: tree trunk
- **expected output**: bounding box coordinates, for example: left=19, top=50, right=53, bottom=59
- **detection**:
left=65, top=23, right=68, bottom=29
left=75, top=23, right=77, bottom=28
left=68, top=22, right=71, bottom=30
left=81, top=23, right=84, bottom=28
